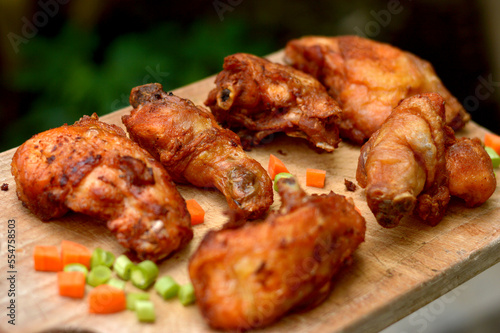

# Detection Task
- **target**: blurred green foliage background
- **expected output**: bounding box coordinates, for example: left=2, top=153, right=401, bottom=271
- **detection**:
left=0, top=0, right=499, bottom=151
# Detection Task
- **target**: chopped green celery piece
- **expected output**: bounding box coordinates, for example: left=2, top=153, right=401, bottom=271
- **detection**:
left=178, top=283, right=195, bottom=306
left=90, top=248, right=105, bottom=268
left=135, top=300, right=155, bottom=322
left=107, top=277, right=126, bottom=290
left=63, top=263, right=88, bottom=278
left=485, top=146, right=500, bottom=168
left=155, top=276, right=180, bottom=300
left=126, top=292, right=150, bottom=310
left=273, top=172, right=294, bottom=191
left=113, top=254, right=134, bottom=280
left=131, top=260, right=159, bottom=290
left=90, top=247, right=115, bottom=268
left=87, top=265, right=112, bottom=287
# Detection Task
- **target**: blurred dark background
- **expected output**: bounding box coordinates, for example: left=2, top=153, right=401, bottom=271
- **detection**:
left=1, top=0, right=499, bottom=151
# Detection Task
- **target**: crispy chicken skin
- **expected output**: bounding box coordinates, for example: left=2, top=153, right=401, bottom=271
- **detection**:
left=123, top=83, right=273, bottom=219
left=205, top=53, right=342, bottom=152
left=11, top=114, right=192, bottom=261
left=189, top=177, right=366, bottom=331
left=446, top=137, right=496, bottom=207
left=285, top=36, right=470, bottom=144
left=356, top=93, right=455, bottom=228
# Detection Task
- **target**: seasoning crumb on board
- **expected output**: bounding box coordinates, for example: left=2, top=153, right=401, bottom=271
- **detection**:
left=344, top=179, right=357, bottom=192
left=277, top=149, right=287, bottom=156
left=1, top=183, right=8, bottom=191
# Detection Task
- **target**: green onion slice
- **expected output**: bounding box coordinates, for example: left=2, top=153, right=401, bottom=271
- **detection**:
left=135, top=300, right=156, bottom=322
left=106, top=277, right=126, bottom=290
left=63, top=263, right=89, bottom=278
left=155, top=276, right=180, bottom=300
left=90, top=247, right=115, bottom=268
left=178, top=283, right=196, bottom=306
left=126, top=292, right=150, bottom=310
left=87, top=265, right=112, bottom=287
left=130, top=260, right=159, bottom=290
left=113, top=254, right=134, bottom=280
left=485, top=146, right=500, bottom=168
left=273, top=172, right=294, bottom=191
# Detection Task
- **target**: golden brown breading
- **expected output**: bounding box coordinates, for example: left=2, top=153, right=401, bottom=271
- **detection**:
left=285, top=36, right=470, bottom=144
left=123, top=83, right=273, bottom=219
left=205, top=53, right=342, bottom=152
left=446, top=137, right=496, bottom=207
left=356, top=93, right=455, bottom=228
left=11, top=114, right=192, bottom=261
left=189, top=177, right=365, bottom=331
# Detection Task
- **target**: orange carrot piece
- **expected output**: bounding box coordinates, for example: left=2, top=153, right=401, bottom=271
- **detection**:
left=89, top=284, right=126, bottom=314
left=485, top=132, right=500, bottom=155
left=58, top=271, right=86, bottom=298
left=268, top=154, right=289, bottom=180
left=61, top=240, right=92, bottom=269
left=186, top=199, right=205, bottom=226
left=306, top=168, right=326, bottom=188
left=34, top=245, right=62, bottom=272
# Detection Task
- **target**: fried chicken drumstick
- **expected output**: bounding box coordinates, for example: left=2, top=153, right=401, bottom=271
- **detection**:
left=11, top=114, right=192, bottom=261
left=357, top=93, right=495, bottom=228
left=123, top=83, right=273, bottom=219
left=205, top=53, right=342, bottom=152
left=189, top=176, right=366, bottom=331
left=285, top=36, right=470, bottom=144
left=356, top=93, right=454, bottom=228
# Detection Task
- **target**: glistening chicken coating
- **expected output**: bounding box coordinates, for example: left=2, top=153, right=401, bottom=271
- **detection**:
left=123, top=83, right=273, bottom=219
left=285, top=36, right=470, bottom=144
left=189, top=177, right=366, bottom=331
left=11, top=114, right=192, bottom=261
left=446, top=137, right=496, bottom=207
left=356, top=93, right=455, bottom=228
left=205, top=53, right=342, bottom=152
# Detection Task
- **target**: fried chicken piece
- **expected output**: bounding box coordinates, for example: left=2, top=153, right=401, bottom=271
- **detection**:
left=446, top=137, right=496, bottom=207
left=205, top=53, right=342, bottom=152
left=123, top=83, right=273, bottom=219
left=11, top=114, right=192, bottom=261
left=356, top=93, right=455, bottom=228
left=189, top=176, right=365, bottom=331
left=285, top=36, right=470, bottom=144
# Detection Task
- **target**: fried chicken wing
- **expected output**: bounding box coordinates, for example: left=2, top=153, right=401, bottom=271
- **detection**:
left=189, top=176, right=365, bottom=331
left=204, top=53, right=342, bottom=152
left=11, top=114, right=192, bottom=261
left=356, top=93, right=455, bottom=228
left=285, top=36, right=470, bottom=144
left=446, top=137, right=496, bottom=207
left=123, top=83, right=273, bottom=219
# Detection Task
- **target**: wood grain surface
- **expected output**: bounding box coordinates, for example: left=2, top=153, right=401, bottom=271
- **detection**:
left=1, top=51, right=499, bottom=333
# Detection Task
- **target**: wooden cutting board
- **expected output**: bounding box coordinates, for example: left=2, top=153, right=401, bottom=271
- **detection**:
left=1, top=51, right=499, bottom=333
